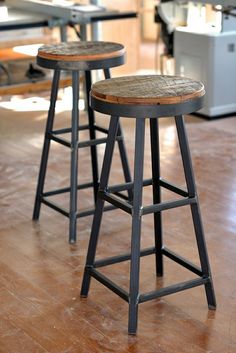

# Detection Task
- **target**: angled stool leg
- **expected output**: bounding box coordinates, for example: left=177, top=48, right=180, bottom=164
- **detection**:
left=104, top=68, right=133, bottom=201
left=116, top=123, right=133, bottom=202
left=175, top=115, right=216, bottom=309
left=128, top=118, right=146, bottom=335
left=150, top=118, right=163, bottom=276
left=85, top=70, right=99, bottom=203
left=69, top=71, right=80, bottom=243
left=81, top=116, right=120, bottom=296
left=33, top=69, right=61, bottom=220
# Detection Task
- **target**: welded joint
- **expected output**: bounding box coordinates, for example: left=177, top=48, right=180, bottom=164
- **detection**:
left=131, top=206, right=143, bottom=218
left=45, top=132, right=51, bottom=139
left=128, top=294, right=140, bottom=305
left=71, top=142, right=78, bottom=150
left=189, top=194, right=198, bottom=203
left=98, top=187, right=108, bottom=194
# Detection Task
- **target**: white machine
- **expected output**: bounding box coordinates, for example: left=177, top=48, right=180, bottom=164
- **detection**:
left=174, top=1, right=236, bottom=118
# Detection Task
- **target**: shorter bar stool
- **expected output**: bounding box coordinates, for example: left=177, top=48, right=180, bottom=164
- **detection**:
left=33, top=41, right=132, bottom=243
left=81, top=75, right=216, bottom=334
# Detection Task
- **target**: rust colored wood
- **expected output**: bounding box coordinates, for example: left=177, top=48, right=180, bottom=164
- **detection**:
left=0, top=48, right=33, bottom=62
left=0, top=101, right=236, bottom=351
left=91, top=75, right=205, bottom=105
left=38, top=41, right=125, bottom=62
left=0, top=77, right=72, bottom=96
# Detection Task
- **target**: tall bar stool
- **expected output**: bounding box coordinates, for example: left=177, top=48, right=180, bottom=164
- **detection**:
left=33, top=41, right=132, bottom=243
left=80, top=75, right=216, bottom=334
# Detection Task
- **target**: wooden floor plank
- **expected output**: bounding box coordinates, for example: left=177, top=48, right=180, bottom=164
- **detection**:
left=1, top=92, right=236, bottom=352
left=0, top=316, right=48, bottom=353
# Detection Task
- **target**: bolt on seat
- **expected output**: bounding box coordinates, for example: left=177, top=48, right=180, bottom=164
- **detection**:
left=33, top=41, right=132, bottom=243
left=80, top=74, right=216, bottom=334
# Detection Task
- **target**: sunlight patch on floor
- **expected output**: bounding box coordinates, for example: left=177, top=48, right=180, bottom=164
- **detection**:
left=0, top=87, right=85, bottom=113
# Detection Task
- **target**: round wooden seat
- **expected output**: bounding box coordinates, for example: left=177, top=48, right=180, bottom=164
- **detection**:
left=37, top=41, right=125, bottom=70
left=91, top=75, right=205, bottom=118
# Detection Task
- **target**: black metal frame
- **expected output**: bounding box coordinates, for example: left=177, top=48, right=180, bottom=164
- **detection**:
left=90, top=94, right=205, bottom=118
left=37, top=54, right=125, bottom=71
left=81, top=102, right=216, bottom=334
left=33, top=55, right=132, bottom=243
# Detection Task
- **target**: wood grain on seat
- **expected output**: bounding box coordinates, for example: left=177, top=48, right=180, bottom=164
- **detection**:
left=91, top=75, right=205, bottom=105
left=37, top=41, right=125, bottom=62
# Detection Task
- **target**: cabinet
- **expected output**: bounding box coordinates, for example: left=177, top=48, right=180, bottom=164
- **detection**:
left=175, top=28, right=236, bottom=117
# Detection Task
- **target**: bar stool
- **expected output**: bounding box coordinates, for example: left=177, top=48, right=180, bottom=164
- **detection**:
left=33, top=41, right=131, bottom=243
left=80, top=75, right=216, bottom=334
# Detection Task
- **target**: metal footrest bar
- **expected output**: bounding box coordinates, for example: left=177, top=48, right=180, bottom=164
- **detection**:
left=78, top=137, right=109, bottom=148
left=51, top=127, right=72, bottom=135
left=99, top=190, right=196, bottom=216
left=107, top=178, right=187, bottom=198
left=87, top=264, right=208, bottom=306
left=78, top=124, right=91, bottom=131
left=159, top=178, right=188, bottom=197
left=42, top=182, right=94, bottom=197
left=98, top=190, right=133, bottom=214
left=52, top=124, right=108, bottom=135
left=139, top=277, right=210, bottom=303
left=41, top=198, right=69, bottom=217
left=41, top=197, right=117, bottom=219
left=94, top=125, right=109, bottom=134
left=50, top=134, right=71, bottom=147
left=94, top=246, right=156, bottom=268
left=142, top=196, right=197, bottom=216
left=76, top=204, right=116, bottom=219
left=113, top=191, right=130, bottom=201
left=78, top=136, right=123, bottom=148
left=52, top=124, right=90, bottom=135
left=107, top=178, right=152, bottom=194
left=95, top=134, right=125, bottom=146
left=49, top=133, right=123, bottom=149
left=162, top=247, right=203, bottom=276
left=88, top=267, right=129, bottom=302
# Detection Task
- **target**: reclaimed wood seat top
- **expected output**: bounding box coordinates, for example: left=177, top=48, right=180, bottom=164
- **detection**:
left=91, top=75, right=205, bottom=105
left=37, top=41, right=125, bottom=62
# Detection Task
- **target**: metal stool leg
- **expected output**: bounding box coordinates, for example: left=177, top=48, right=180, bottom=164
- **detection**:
left=128, top=118, right=146, bottom=335
left=116, top=123, right=133, bottom=201
left=104, top=68, right=133, bottom=201
left=150, top=118, right=163, bottom=276
left=81, top=116, right=120, bottom=296
left=69, top=70, right=80, bottom=243
left=85, top=70, right=99, bottom=203
left=33, top=69, right=61, bottom=220
left=175, top=115, right=216, bottom=309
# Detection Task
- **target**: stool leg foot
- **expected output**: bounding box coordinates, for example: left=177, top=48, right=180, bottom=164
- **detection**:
left=81, top=116, right=120, bottom=296
left=190, top=203, right=217, bottom=309
left=33, top=70, right=60, bottom=220
left=69, top=71, right=80, bottom=244
left=85, top=71, right=99, bottom=203
left=103, top=69, right=133, bottom=201
left=128, top=302, right=139, bottom=335
left=128, top=119, right=146, bottom=335
left=175, top=115, right=216, bottom=309
left=150, top=118, right=163, bottom=276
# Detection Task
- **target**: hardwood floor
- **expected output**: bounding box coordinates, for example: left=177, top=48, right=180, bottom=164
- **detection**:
left=1, top=90, right=236, bottom=352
